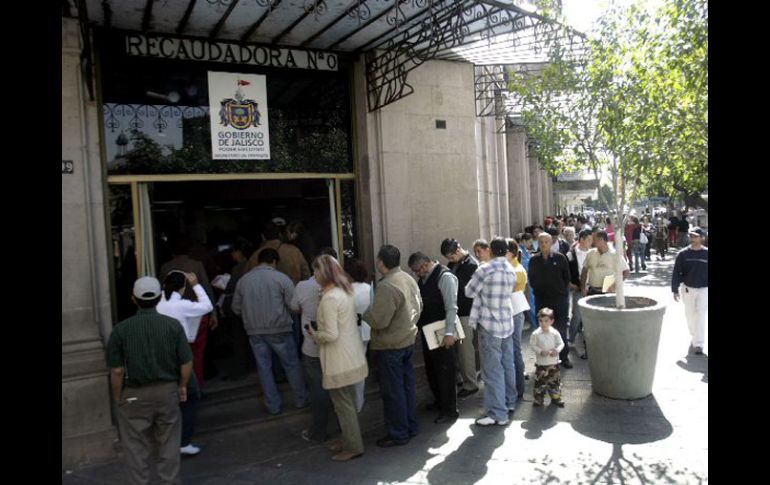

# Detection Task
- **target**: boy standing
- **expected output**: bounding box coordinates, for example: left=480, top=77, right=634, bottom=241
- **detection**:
left=529, top=308, right=565, bottom=407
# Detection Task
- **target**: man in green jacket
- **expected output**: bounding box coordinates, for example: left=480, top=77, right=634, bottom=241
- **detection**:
left=364, top=245, right=423, bottom=447
left=106, top=276, right=193, bottom=485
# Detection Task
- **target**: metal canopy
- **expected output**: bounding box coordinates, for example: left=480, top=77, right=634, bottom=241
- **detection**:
left=65, top=0, right=584, bottom=111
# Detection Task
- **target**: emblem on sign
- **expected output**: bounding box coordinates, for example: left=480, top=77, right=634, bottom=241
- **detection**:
left=219, top=80, right=261, bottom=130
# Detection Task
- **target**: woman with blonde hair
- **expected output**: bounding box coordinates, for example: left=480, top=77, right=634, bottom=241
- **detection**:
left=309, top=255, right=368, bottom=461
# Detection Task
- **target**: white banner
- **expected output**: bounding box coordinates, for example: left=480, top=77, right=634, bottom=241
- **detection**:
left=208, top=72, right=270, bottom=160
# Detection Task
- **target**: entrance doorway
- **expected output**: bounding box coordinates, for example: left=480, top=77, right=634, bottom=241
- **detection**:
left=151, top=178, right=334, bottom=270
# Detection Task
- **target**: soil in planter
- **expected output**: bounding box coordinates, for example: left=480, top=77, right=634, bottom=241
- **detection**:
left=588, top=296, right=657, bottom=309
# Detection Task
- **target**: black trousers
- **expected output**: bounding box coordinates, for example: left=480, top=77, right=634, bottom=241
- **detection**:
left=420, top=332, right=458, bottom=416
left=536, top=297, right=571, bottom=364
left=180, top=374, right=201, bottom=446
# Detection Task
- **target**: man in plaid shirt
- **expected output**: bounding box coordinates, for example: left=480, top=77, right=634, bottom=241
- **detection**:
left=465, top=237, right=518, bottom=426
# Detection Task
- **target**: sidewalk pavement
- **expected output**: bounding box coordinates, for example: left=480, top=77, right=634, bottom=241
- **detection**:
left=63, top=249, right=707, bottom=484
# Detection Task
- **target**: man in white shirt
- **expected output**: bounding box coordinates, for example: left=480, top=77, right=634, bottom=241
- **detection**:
left=290, top=253, right=336, bottom=442
left=567, top=230, right=593, bottom=350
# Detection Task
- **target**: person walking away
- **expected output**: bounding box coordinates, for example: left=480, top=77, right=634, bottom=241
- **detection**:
left=465, top=238, right=518, bottom=426
left=505, top=239, right=530, bottom=400
left=232, top=248, right=309, bottom=415
left=106, top=277, right=193, bottom=485
left=363, top=245, right=423, bottom=447
left=668, top=214, right=679, bottom=247
left=309, top=255, right=368, bottom=461
left=643, top=218, right=653, bottom=261
left=654, top=219, right=669, bottom=260
left=672, top=227, right=708, bottom=355
left=529, top=308, right=566, bottom=407
left=440, top=238, right=480, bottom=398
left=156, top=271, right=214, bottom=457
left=631, top=217, right=647, bottom=273
left=678, top=213, right=691, bottom=247
left=408, top=252, right=460, bottom=424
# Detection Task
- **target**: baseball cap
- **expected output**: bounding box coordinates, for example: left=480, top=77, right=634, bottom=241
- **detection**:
left=688, top=227, right=706, bottom=237
left=133, top=276, right=162, bottom=300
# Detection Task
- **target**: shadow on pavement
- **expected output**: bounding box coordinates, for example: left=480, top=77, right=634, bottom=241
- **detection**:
left=520, top=403, right=559, bottom=439
left=527, top=446, right=708, bottom=484
left=677, top=355, right=708, bottom=383
left=554, top=394, right=686, bottom=484
left=425, top=423, right=507, bottom=485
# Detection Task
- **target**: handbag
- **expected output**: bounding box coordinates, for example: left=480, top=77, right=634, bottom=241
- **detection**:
left=640, top=231, right=649, bottom=244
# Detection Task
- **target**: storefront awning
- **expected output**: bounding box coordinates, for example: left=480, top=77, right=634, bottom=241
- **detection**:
left=66, top=0, right=584, bottom=111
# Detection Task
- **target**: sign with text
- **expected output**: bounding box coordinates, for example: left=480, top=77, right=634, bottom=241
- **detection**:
left=208, top=72, right=270, bottom=160
left=62, top=160, right=73, bottom=174
left=126, top=34, right=338, bottom=71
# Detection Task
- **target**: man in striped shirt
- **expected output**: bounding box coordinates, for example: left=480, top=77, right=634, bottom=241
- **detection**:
left=465, top=237, right=518, bottom=426
left=106, top=276, right=193, bottom=485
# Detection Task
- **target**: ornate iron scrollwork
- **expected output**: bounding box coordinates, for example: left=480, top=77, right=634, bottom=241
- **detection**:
left=304, top=0, right=328, bottom=21
left=365, top=0, right=585, bottom=113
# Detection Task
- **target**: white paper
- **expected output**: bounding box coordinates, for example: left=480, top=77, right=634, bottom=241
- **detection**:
left=602, top=274, right=615, bottom=293
left=422, top=319, right=466, bottom=350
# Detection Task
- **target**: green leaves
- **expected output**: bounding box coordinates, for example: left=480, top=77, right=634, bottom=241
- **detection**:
left=509, top=0, right=707, bottom=207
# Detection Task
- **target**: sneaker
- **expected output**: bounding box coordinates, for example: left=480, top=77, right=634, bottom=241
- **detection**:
left=180, top=444, right=201, bottom=456
left=694, top=346, right=704, bottom=355
left=474, top=416, right=509, bottom=426
left=457, top=388, right=479, bottom=399
left=551, top=399, right=565, bottom=408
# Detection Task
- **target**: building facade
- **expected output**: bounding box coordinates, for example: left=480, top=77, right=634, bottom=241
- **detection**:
left=62, top=2, right=559, bottom=467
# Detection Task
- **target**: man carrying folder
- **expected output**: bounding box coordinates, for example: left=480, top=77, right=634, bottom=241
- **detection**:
left=408, top=252, right=461, bottom=424
left=579, top=230, right=630, bottom=358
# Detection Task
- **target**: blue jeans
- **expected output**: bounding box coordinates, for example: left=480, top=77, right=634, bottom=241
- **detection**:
left=633, top=243, right=646, bottom=272
left=512, top=312, right=525, bottom=397
left=375, top=346, right=419, bottom=441
left=479, top=326, right=517, bottom=421
left=248, top=333, right=309, bottom=414
left=529, top=287, right=538, bottom=330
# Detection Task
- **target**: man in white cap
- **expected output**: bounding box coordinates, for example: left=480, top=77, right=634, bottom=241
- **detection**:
left=106, top=276, right=193, bottom=485
left=672, top=227, right=708, bottom=355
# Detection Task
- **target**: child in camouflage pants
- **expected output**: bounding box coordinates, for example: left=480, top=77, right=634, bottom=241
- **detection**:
left=529, top=308, right=565, bottom=407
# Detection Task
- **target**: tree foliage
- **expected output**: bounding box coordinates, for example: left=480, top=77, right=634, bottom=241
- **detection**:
left=508, top=0, right=707, bottom=307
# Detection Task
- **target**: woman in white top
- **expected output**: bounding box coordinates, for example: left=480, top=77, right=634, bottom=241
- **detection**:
left=156, top=270, right=213, bottom=456
left=344, top=258, right=372, bottom=412
left=309, top=255, right=368, bottom=462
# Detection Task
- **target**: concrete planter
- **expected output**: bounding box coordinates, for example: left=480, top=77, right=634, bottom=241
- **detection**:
left=578, top=295, right=667, bottom=399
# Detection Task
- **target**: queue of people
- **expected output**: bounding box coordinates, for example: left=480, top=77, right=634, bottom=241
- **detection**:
left=106, top=210, right=707, bottom=482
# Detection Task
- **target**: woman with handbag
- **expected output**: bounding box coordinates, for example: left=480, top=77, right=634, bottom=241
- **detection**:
left=308, top=255, right=368, bottom=461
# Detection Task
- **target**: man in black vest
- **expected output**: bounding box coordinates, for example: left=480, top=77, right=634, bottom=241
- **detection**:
left=408, top=252, right=460, bottom=424
left=440, top=238, right=480, bottom=398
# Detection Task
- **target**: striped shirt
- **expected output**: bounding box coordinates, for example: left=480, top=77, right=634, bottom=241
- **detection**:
left=106, top=308, right=193, bottom=387
left=465, top=257, right=517, bottom=339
